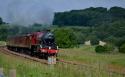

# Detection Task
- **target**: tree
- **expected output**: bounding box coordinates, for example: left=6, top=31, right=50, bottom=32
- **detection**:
left=0, top=24, right=9, bottom=40
left=109, top=6, right=125, bottom=19
left=74, top=32, right=85, bottom=44
left=86, top=35, right=99, bottom=45
left=53, top=28, right=77, bottom=48
left=119, top=43, right=125, bottom=53
left=53, top=7, right=108, bottom=27
left=0, top=17, right=3, bottom=25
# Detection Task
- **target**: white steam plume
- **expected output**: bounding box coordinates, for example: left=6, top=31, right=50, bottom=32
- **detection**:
left=0, top=0, right=54, bottom=26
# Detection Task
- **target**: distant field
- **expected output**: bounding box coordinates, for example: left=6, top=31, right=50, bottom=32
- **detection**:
left=58, top=45, right=125, bottom=67
left=0, top=45, right=125, bottom=77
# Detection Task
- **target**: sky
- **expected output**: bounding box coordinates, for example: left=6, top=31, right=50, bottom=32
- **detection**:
left=0, top=0, right=125, bottom=25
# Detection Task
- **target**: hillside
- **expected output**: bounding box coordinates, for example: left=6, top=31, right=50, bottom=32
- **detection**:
left=53, top=6, right=125, bottom=27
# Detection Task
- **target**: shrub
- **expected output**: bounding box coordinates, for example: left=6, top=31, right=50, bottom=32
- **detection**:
left=103, top=44, right=115, bottom=53
left=95, top=44, right=115, bottom=53
left=119, top=44, right=125, bottom=53
left=95, top=45, right=106, bottom=53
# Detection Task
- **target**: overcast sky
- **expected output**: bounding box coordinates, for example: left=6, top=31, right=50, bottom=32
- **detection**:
left=48, top=0, right=125, bottom=12
left=0, top=0, right=125, bottom=25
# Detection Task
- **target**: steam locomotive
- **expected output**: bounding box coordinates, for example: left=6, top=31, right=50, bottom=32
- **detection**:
left=7, top=31, right=58, bottom=59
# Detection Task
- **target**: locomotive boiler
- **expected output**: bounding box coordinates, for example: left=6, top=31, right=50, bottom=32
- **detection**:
left=7, top=31, right=58, bottom=59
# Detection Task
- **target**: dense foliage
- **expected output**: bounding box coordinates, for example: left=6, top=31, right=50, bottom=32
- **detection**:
left=95, top=44, right=115, bottom=53
left=53, top=28, right=77, bottom=48
left=119, top=44, right=125, bottom=53
left=95, top=45, right=106, bottom=53
left=0, top=17, right=3, bottom=25
left=53, top=6, right=125, bottom=27
left=53, top=6, right=125, bottom=49
left=103, top=44, right=115, bottom=53
left=0, top=24, right=9, bottom=40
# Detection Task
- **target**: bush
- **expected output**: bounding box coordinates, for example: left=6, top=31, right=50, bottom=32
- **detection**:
left=103, top=44, right=115, bottom=53
left=119, top=44, right=125, bottom=53
left=95, top=45, right=106, bottom=53
left=95, top=44, right=115, bottom=53
left=116, top=38, right=125, bottom=49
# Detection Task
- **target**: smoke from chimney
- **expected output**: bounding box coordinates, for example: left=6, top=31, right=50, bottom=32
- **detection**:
left=0, top=0, right=54, bottom=26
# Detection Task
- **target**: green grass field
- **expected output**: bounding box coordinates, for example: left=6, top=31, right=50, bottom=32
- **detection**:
left=0, top=45, right=125, bottom=77
left=58, top=45, right=125, bottom=67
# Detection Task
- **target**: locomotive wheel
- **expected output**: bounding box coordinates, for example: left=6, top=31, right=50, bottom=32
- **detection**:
left=39, top=53, right=45, bottom=59
left=31, top=51, right=35, bottom=56
left=31, top=45, right=37, bottom=57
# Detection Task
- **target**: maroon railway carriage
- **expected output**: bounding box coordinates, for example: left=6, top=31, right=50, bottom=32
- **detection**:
left=7, top=31, right=58, bottom=58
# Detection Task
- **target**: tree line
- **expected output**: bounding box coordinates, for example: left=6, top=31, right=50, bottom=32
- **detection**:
left=53, top=6, right=125, bottom=53
left=53, top=6, right=125, bottom=27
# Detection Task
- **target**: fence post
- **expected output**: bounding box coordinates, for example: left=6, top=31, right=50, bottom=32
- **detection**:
left=0, top=68, right=4, bottom=77
left=48, top=56, right=56, bottom=64
left=9, top=69, right=16, bottom=77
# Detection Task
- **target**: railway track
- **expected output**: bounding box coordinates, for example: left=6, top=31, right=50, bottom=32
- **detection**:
left=0, top=46, right=91, bottom=67
left=0, top=46, right=91, bottom=66
left=0, top=46, right=47, bottom=64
